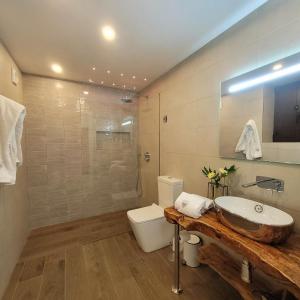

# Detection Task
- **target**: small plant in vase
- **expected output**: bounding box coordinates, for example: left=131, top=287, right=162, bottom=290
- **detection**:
left=202, top=165, right=236, bottom=198
left=218, top=165, right=236, bottom=187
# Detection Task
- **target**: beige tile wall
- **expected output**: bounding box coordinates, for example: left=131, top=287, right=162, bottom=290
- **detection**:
left=0, top=43, right=29, bottom=298
left=139, top=0, right=300, bottom=232
left=24, top=75, right=138, bottom=228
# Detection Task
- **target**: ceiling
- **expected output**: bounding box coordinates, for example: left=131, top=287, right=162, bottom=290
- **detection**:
left=0, top=0, right=267, bottom=91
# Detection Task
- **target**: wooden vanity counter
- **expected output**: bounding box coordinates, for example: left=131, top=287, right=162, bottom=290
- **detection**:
left=164, top=207, right=300, bottom=298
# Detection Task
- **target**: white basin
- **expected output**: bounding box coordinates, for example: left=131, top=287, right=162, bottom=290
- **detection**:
left=215, top=196, right=294, bottom=244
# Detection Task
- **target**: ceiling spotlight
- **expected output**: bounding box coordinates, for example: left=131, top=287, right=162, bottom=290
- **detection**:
left=92, top=67, right=96, bottom=71
left=273, top=63, right=283, bottom=71
left=102, top=25, right=116, bottom=41
left=132, top=75, right=136, bottom=79
left=123, top=85, right=126, bottom=88
left=120, top=73, right=124, bottom=77
left=83, top=91, right=89, bottom=95
left=106, top=70, right=111, bottom=74
left=100, top=81, right=104, bottom=84
left=51, top=63, right=63, bottom=74
left=112, top=82, right=116, bottom=86
left=144, top=77, right=147, bottom=81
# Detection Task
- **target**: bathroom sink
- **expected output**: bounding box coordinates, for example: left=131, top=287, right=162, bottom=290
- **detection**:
left=214, top=196, right=294, bottom=244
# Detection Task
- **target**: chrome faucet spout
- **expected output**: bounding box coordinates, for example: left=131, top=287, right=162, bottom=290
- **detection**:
left=242, top=178, right=275, bottom=188
left=241, top=176, right=284, bottom=192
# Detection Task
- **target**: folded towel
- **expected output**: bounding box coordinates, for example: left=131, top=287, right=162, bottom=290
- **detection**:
left=174, top=192, right=199, bottom=210
left=235, top=119, right=262, bottom=160
left=175, top=192, right=213, bottom=218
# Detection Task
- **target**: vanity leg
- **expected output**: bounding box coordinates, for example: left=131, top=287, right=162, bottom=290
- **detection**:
left=281, top=290, right=288, bottom=300
left=172, top=223, right=183, bottom=294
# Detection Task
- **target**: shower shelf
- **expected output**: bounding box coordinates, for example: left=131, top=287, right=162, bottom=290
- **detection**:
left=96, top=131, right=131, bottom=150
left=96, top=130, right=131, bottom=134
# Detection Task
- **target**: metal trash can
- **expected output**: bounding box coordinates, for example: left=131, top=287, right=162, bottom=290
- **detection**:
left=183, top=234, right=202, bottom=267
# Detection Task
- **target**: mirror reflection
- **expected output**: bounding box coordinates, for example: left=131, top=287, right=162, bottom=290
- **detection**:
left=220, top=51, right=300, bottom=164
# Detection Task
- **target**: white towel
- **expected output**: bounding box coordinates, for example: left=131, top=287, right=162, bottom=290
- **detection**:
left=0, top=95, right=26, bottom=184
left=174, top=192, right=197, bottom=210
left=235, top=119, right=262, bottom=160
left=175, top=192, right=213, bottom=218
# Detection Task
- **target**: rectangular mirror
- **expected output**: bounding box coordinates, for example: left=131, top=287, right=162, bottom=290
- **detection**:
left=220, top=51, right=300, bottom=164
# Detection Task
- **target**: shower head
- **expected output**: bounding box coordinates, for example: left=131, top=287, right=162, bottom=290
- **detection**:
left=120, top=92, right=137, bottom=103
left=121, top=96, right=134, bottom=103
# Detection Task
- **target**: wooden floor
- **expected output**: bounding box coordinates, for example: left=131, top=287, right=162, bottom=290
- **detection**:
left=3, top=210, right=241, bottom=300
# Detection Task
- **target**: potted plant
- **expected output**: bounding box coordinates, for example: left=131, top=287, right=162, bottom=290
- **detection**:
left=202, top=165, right=236, bottom=198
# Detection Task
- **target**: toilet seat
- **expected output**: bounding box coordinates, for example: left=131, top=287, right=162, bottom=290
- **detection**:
left=127, top=203, right=164, bottom=223
left=127, top=203, right=174, bottom=252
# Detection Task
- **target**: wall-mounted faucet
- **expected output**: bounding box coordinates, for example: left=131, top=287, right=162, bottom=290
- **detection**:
left=242, top=176, right=284, bottom=192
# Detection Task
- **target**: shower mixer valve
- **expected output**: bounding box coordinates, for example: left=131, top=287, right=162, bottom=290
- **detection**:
left=144, top=152, right=151, bottom=162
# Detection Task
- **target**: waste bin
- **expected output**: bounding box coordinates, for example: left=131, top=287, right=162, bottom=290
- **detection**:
left=169, top=230, right=191, bottom=262
left=183, top=234, right=202, bottom=267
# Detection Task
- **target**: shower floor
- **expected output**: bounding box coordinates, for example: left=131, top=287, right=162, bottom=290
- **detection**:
left=3, top=211, right=241, bottom=300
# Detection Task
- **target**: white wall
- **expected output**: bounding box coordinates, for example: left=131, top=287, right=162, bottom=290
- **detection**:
left=0, top=43, right=29, bottom=298
left=139, top=0, right=300, bottom=232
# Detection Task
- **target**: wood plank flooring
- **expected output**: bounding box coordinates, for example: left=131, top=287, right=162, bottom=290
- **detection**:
left=2, top=210, right=241, bottom=300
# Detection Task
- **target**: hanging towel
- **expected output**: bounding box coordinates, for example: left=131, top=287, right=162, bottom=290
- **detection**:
left=174, top=192, right=213, bottom=218
left=235, top=119, right=262, bottom=160
left=0, top=95, right=26, bottom=184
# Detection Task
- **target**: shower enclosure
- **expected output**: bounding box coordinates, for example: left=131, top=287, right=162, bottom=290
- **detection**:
left=24, top=75, right=138, bottom=228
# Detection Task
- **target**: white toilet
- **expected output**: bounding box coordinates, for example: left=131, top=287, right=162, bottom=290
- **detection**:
left=127, top=176, right=183, bottom=252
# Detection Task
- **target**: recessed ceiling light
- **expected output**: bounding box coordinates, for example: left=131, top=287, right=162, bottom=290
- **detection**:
left=273, top=63, right=283, bottom=71
left=100, top=81, right=104, bottom=85
left=144, top=77, right=147, bottom=81
left=102, top=25, right=116, bottom=41
left=106, top=70, right=111, bottom=74
left=92, top=67, right=96, bottom=71
left=120, top=73, right=124, bottom=77
left=51, top=63, right=63, bottom=74
left=83, top=91, right=89, bottom=95
left=112, top=82, right=116, bottom=86
left=123, top=85, right=126, bottom=88
left=132, top=75, right=136, bottom=79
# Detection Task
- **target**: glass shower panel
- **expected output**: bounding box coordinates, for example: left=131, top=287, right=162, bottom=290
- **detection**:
left=80, top=88, right=138, bottom=217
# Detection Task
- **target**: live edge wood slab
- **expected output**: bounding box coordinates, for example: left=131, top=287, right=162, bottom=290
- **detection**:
left=164, top=207, right=300, bottom=298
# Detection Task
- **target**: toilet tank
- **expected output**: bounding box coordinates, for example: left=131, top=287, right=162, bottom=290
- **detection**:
left=158, top=176, right=183, bottom=208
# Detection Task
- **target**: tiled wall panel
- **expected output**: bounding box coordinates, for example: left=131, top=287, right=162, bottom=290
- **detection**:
left=24, top=75, right=138, bottom=228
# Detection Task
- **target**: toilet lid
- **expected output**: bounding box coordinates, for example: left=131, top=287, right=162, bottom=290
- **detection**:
left=127, top=203, right=164, bottom=223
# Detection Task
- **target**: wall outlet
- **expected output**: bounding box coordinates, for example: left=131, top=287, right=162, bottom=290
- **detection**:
left=11, top=65, right=19, bottom=85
